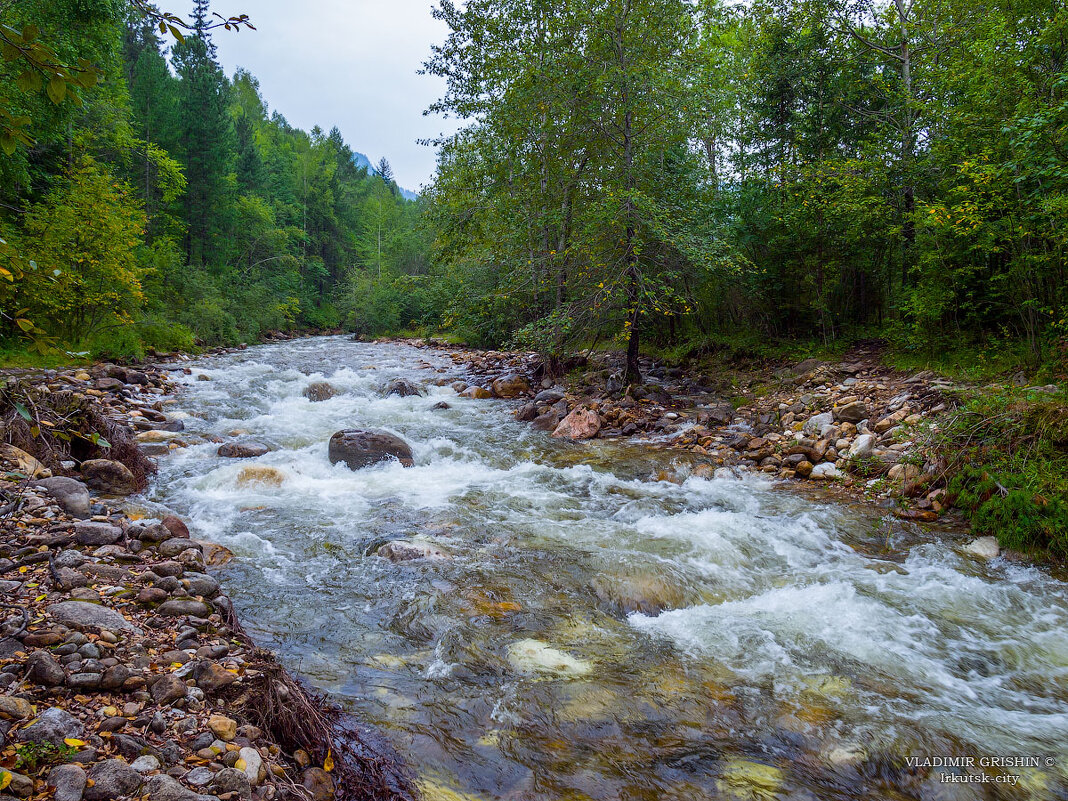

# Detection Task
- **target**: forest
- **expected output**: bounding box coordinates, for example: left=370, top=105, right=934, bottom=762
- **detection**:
left=0, top=0, right=1066, bottom=379
left=0, top=0, right=427, bottom=359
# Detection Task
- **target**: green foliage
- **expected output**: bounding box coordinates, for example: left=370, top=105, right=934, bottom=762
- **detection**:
left=13, top=740, right=77, bottom=772
left=941, top=390, right=1068, bottom=557
left=0, top=0, right=424, bottom=358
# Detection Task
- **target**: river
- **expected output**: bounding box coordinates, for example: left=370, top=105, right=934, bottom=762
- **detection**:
left=139, top=336, right=1068, bottom=800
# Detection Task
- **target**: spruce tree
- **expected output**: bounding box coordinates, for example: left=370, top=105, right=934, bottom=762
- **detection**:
left=172, top=0, right=235, bottom=266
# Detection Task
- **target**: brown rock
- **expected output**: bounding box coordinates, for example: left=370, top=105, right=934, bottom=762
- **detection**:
left=302, top=767, right=335, bottom=801
left=834, top=401, right=869, bottom=423
left=197, top=662, right=237, bottom=693
left=0, top=444, right=51, bottom=478
left=25, top=650, right=66, bottom=687
left=218, top=442, right=270, bottom=459
left=0, top=695, right=33, bottom=720
left=459, top=386, right=492, bottom=399
left=491, top=374, right=531, bottom=398
left=208, top=714, right=238, bottom=741
left=551, top=408, right=601, bottom=440
left=161, top=516, right=190, bottom=539
left=150, top=674, right=187, bottom=705
left=327, top=430, right=414, bottom=470
left=303, top=382, right=338, bottom=402
left=80, top=459, right=138, bottom=495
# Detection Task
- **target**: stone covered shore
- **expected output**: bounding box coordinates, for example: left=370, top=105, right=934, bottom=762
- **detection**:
left=415, top=341, right=1058, bottom=550
left=0, top=361, right=408, bottom=801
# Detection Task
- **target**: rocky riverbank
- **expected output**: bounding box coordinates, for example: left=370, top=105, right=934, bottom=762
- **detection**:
left=410, top=340, right=1061, bottom=551
left=0, top=364, right=411, bottom=801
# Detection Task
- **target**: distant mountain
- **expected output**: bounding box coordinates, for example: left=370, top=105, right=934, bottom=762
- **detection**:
left=353, top=151, right=419, bottom=201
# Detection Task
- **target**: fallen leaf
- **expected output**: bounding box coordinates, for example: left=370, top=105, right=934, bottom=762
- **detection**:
left=64, top=738, right=88, bottom=747
left=324, top=749, right=334, bottom=772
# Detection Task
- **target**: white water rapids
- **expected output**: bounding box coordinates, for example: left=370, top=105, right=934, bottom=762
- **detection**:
left=139, top=336, right=1068, bottom=800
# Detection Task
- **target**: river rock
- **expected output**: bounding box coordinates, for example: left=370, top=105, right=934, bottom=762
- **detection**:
left=803, top=412, right=833, bottom=437
left=25, top=650, right=66, bottom=687
left=80, top=459, right=138, bottom=495
left=718, top=758, right=784, bottom=801
left=492, top=374, right=531, bottom=398
left=130, top=755, right=161, bottom=773
left=236, top=465, right=286, bottom=487
left=211, top=767, right=252, bottom=799
left=32, top=477, right=90, bottom=518
left=48, top=601, right=137, bottom=632
left=809, top=463, right=839, bottom=480
left=0, top=444, right=50, bottom=478
left=534, top=388, right=565, bottom=404
left=328, top=430, right=414, bottom=470
left=196, top=662, right=237, bottom=693
left=237, top=746, right=262, bottom=784
left=208, top=714, right=237, bottom=741
left=218, top=442, right=269, bottom=458
left=507, top=639, right=592, bottom=677
left=835, top=401, right=869, bottom=423
left=887, top=463, right=921, bottom=482
left=532, top=410, right=561, bottom=431
left=965, top=536, right=999, bottom=559
left=384, top=378, right=425, bottom=397
left=150, top=674, right=188, bottom=705
left=85, top=759, right=142, bottom=800
left=302, top=767, right=335, bottom=801
left=142, top=774, right=215, bottom=801
left=303, top=382, right=338, bottom=402
left=73, top=521, right=122, bottom=546
left=47, top=763, right=87, bottom=801
left=0, top=696, right=32, bottom=721
left=199, top=541, right=234, bottom=566
left=460, top=386, right=492, bottom=399
left=157, top=599, right=212, bottom=617
left=17, top=707, right=84, bottom=746
left=158, top=537, right=199, bottom=557
left=848, top=434, right=876, bottom=459
left=376, top=540, right=449, bottom=562
left=551, top=408, right=601, bottom=440
left=592, top=572, right=689, bottom=615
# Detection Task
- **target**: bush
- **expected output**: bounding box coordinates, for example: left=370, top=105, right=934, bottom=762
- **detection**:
left=941, top=390, right=1068, bottom=557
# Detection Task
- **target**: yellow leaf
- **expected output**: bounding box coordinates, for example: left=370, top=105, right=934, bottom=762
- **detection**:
left=324, top=749, right=334, bottom=772
left=0, top=771, right=10, bottom=790
left=34, top=595, right=44, bottom=602
left=64, top=738, right=88, bottom=747
left=235, top=758, right=247, bottom=771
left=17, top=567, right=28, bottom=574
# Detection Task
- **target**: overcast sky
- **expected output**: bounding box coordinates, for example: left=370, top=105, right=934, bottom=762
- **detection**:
left=174, top=0, right=459, bottom=192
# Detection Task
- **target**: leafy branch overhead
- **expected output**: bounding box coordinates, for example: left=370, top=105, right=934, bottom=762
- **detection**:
left=0, top=2, right=253, bottom=154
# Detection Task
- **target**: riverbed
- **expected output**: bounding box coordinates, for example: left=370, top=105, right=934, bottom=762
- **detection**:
left=140, top=336, right=1068, bottom=800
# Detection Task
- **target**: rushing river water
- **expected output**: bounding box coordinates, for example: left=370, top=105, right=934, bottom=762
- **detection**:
left=141, top=336, right=1068, bottom=800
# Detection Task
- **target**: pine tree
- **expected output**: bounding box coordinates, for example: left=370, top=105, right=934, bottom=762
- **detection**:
left=172, top=0, right=234, bottom=266
left=376, top=157, right=395, bottom=186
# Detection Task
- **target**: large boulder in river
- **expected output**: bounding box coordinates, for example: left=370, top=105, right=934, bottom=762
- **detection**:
left=384, top=378, right=425, bottom=398
left=303, top=382, right=338, bottom=402
left=218, top=442, right=269, bottom=458
left=460, top=386, right=492, bottom=400
left=80, top=459, right=138, bottom=495
left=328, top=430, right=414, bottom=470
left=551, top=408, right=601, bottom=440
left=491, top=374, right=531, bottom=399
